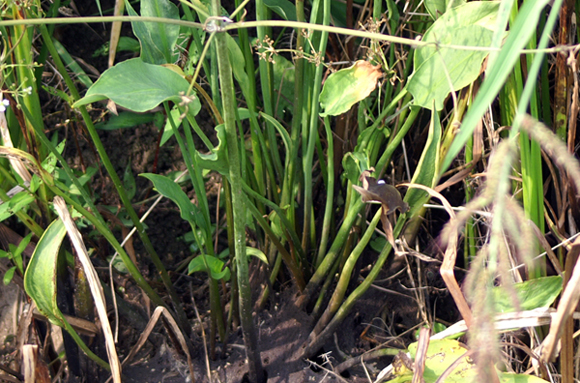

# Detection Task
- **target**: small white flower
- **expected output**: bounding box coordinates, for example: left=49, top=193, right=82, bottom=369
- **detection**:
left=0, top=99, right=9, bottom=113
left=24, top=86, right=32, bottom=95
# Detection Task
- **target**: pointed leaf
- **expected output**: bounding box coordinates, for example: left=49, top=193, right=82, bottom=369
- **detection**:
left=73, top=58, right=200, bottom=115
left=125, top=0, right=180, bottom=64
left=424, top=0, right=465, bottom=19
left=140, top=173, right=208, bottom=230
left=246, top=247, right=269, bottom=265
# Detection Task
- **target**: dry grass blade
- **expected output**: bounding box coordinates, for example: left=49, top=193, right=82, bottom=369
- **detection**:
left=540, top=235, right=580, bottom=362
left=0, top=110, right=31, bottom=183
left=399, top=182, right=473, bottom=327
left=412, top=327, right=431, bottom=383
left=191, top=285, right=211, bottom=382
left=53, top=197, right=122, bottom=383
left=530, top=222, right=563, bottom=276
left=120, top=306, right=195, bottom=382
left=22, top=344, right=36, bottom=383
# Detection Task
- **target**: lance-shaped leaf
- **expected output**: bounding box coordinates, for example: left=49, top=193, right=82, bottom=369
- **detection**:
left=73, top=58, right=200, bottom=116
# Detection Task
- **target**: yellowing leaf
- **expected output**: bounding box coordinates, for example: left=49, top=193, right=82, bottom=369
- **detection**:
left=319, top=60, right=382, bottom=117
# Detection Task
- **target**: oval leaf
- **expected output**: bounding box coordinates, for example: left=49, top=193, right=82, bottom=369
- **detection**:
left=73, top=58, right=200, bottom=115
left=319, top=61, right=383, bottom=117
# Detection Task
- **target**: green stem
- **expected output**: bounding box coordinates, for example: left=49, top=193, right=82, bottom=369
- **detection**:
left=312, top=210, right=381, bottom=334
left=301, top=0, right=330, bottom=252
left=211, top=0, right=265, bottom=380
left=315, top=116, right=335, bottom=266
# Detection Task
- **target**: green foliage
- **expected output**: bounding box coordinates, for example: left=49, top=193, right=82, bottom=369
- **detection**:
left=1, top=0, right=577, bottom=379
left=73, top=58, right=201, bottom=115
left=0, top=232, right=30, bottom=284
left=140, top=173, right=209, bottom=232
left=408, top=1, right=500, bottom=110
left=404, top=106, right=441, bottom=214
left=24, top=219, right=67, bottom=328
left=188, top=254, right=231, bottom=280
left=386, top=339, right=549, bottom=383
left=125, top=0, right=181, bottom=64
left=94, top=111, right=162, bottom=130
left=492, top=276, right=562, bottom=313
left=319, top=60, right=383, bottom=117
left=263, top=0, right=297, bottom=21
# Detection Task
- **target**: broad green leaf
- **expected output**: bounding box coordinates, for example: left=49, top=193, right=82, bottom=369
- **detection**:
left=73, top=58, right=200, bottom=116
left=41, top=139, right=65, bottom=175
left=319, top=61, right=383, bottom=117
left=12, top=232, right=31, bottom=273
left=108, top=255, right=129, bottom=274
left=424, top=0, right=465, bottom=19
left=404, top=105, right=441, bottom=214
left=492, top=276, right=562, bottom=313
left=263, top=0, right=297, bottom=20
left=140, top=173, right=208, bottom=231
left=24, top=219, right=111, bottom=370
left=93, top=37, right=141, bottom=57
left=408, top=1, right=500, bottom=110
left=125, top=0, right=180, bottom=64
left=94, top=111, right=157, bottom=130
left=160, top=107, right=182, bottom=146
left=188, top=254, right=231, bottom=281
left=388, top=339, right=548, bottom=383
left=441, top=0, right=551, bottom=172
left=24, top=219, right=67, bottom=326
left=399, top=340, right=549, bottom=383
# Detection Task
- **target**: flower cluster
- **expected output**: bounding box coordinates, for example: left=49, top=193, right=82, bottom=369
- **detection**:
left=254, top=35, right=278, bottom=64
